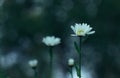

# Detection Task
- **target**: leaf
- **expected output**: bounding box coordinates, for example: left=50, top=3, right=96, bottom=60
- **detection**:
left=74, top=41, right=80, bottom=54
left=75, top=64, right=80, bottom=77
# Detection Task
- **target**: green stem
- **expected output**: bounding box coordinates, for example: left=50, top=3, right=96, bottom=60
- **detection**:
left=33, top=68, right=38, bottom=78
left=70, top=67, right=73, bottom=78
left=79, top=36, right=82, bottom=78
left=49, top=46, right=53, bottom=78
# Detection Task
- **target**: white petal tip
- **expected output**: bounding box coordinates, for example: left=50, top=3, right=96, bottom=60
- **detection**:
left=71, top=34, right=77, bottom=36
left=87, top=31, right=95, bottom=35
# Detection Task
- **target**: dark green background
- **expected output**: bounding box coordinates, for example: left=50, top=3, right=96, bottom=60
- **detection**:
left=0, top=0, right=120, bottom=78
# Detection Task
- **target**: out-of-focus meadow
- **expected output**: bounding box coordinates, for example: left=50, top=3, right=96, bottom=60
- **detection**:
left=0, top=0, right=120, bottom=78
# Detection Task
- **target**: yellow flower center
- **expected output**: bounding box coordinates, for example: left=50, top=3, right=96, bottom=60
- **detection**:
left=76, top=30, right=84, bottom=35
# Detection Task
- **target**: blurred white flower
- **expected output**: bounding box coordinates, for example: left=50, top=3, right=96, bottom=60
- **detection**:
left=42, top=36, right=61, bottom=46
left=28, top=59, right=38, bottom=68
left=71, top=23, right=95, bottom=36
left=68, top=58, right=74, bottom=66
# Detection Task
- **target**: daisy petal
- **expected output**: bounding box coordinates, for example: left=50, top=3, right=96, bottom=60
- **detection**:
left=87, top=31, right=95, bottom=35
left=71, top=34, right=77, bottom=36
left=71, top=26, right=75, bottom=32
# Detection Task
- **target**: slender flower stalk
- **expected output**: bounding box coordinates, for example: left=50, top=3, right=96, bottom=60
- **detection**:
left=42, top=36, right=61, bottom=78
left=79, top=37, right=82, bottom=78
left=68, top=58, right=74, bottom=78
left=71, top=23, right=95, bottom=78
left=70, top=67, right=73, bottom=78
left=49, top=46, right=53, bottom=77
left=28, top=59, right=38, bottom=78
left=34, top=68, right=38, bottom=78
left=73, top=38, right=82, bottom=78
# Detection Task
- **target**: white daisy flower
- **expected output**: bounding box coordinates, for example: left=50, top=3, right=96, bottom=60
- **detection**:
left=42, top=36, right=61, bottom=46
left=71, top=23, right=95, bottom=36
left=68, top=58, right=74, bottom=66
left=28, top=59, right=38, bottom=68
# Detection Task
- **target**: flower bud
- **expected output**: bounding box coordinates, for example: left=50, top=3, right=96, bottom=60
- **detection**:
left=68, top=58, right=74, bottom=67
left=28, top=59, right=38, bottom=68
